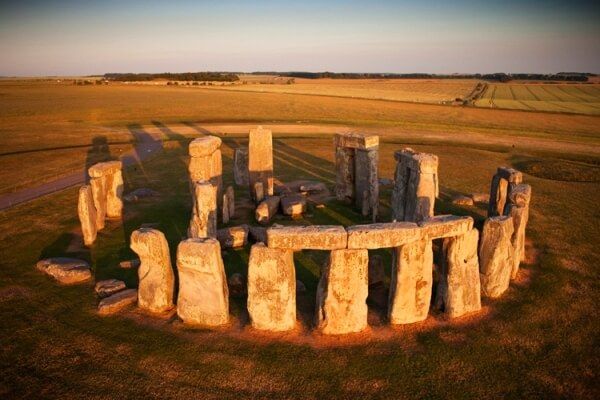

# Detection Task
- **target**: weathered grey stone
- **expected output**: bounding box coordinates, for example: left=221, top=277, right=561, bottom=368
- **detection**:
left=176, top=238, right=229, bottom=326
left=217, top=225, right=249, bottom=248
left=98, top=289, right=138, bottom=315
left=368, top=255, right=385, bottom=286
left=222, top=186, right=235, bottom=223
left=346, top=222, right=419, bottom=249
left=248, top=226, right=268, bottom=243
left=361, top=190, right=370, bottom=217
left=488, top=167, right=523, bottom=217
left=78, top=185, right=97, bottom=246
left=507, top=184, right=531, bottom=278
left=436, top=228, right=481, bottom=318
left=247, top=243, right=296, bottom=331
left=255, top=195, right=280, bottom=225
left=334, top=132, right=379, bottom=149
left=316, top=249, right=369, bottom=334
left=95, top=279, right=126, bottom=298
left=391, top=148, right=438, bottom=223
left=354, top=148, right=379, bottom=221
left=389, top=238, right=433, bottom=324
left=479, top=216, right=515, bottom=298
left=248, top=126, right=274, bottom=200
left=280, top=194, right=306, bottom=217
left=299, top=182, right=326, bottom=193
left=452, top=195, right=474, bottom=206
left=130, top=228, right=174, bottom=314
left=233, top=147, right=249, bottom=186
left=36, top=258, right=92, bottom=285
left=419, top=215, right=474, bottom=240
left=119, top=259, right=140, bottom=269
left=188, top=181, right=217, bottom=238
left=267, top=225, right=347, bottom=250
left=228, top=273, right=246, bottom=295
left=334, top=146, right=355, bottom=201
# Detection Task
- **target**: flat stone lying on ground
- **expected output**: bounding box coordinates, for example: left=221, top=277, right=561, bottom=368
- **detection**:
left=280, top=194, right=306, bottom=216
left=452, top=195, right=474, bottom=206
left=419, top=215, right=474, bottom=240
left=247, top=243, right=296, bottom=331
left=255, top=196, right=280, bottom=225
left=507, top=184, right=532, bottom=278
left=77, top=185, right=97, bottom=246
left=470, top=192, right=490, bottom=203
left=36, top=258, right=92, bottom=285
left=217, top=225, right=249, bottom=248
left=346, top=222, right=419, bottom=249
left=316, top=249, right=369, bottom=335
left=97, top=289, right=138, bottom=315
left=95, top=279, right=126, bottom=298
left=119, top=259, right=140, bottom=269
left=299, top=182, right=326, bottom=193
left=130, top=228, right=175, bottom=314
left=176, top=238, right=229, bottom=326
left=123, top=188, right=160, bottom=203
left=479, top=216, right=515, bottom=298
left=267, top=225, right=347, bottom=250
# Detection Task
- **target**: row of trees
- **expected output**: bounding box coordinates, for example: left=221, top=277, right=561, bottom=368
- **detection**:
left=104, top=72, right=239, bottom=82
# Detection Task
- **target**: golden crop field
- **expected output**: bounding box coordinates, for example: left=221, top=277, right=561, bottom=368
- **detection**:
left=206, top=78, right=479, bottom=104
left=474, top=83, right=600, bottom=115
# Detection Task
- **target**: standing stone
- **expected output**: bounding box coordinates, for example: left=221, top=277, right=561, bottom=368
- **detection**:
left=176, top=238, right=229, bottom=326
left=89, top=176, right=107, bottom=230
left=188, top=181, right=217, bottom=238
left=391, top=148, right=438, bottom=223
left=488, top=167, right=523, bottom=217
left=255, top=196, right=280, bottom=225
left=334, top=146, right=355, bottom=201
left=354, top=148, right=379, bottom=221
left=316, top=249, right=368, bottom=334
left=78, top=185, right=97, bottom=246
left=217, top=225, right=249, bottom=248
left=130, top=228, right=174, bottom=314
left=507, top=184, right=532, bottom=278
left=437, top=228, right=481, bottom=318
left=389, top=237, right=433, bottom=324
left=254, top=182, right=264, bottom=203
left=225, top=186, right=235, bottom=219
left=247, top=243, right=296, bottom=331
left=89, top=161, right=123, bottom=221
left=188, top=136, right=223, bottom=206
left=479, top=216, right=515, bottom=298
left=233, top=147, right=249, bottom=186
left=248, top=126, right=274, bottom=201
left=106, top=168, right=124, bottom=218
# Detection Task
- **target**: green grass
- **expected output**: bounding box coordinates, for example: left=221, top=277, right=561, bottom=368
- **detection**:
left=1, top=128, right=599, bottom=398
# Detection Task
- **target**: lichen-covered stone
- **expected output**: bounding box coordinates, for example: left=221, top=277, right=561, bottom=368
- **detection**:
left=130, top=228, right=174, bottom=313
left=346, top=222, right=419, bottom=249
left=389, top=238, right=433, bottom=324
left=247, top=243, right=296, bottom=331
left=217, top=225, right=249, bottom=248
left=36, top=258, right=92, bottom=285
left=97, top=289, right=138, bottom=315
left=77, top=185, right=97, bottom=246
left=248, top=126, right=274, bottom=200
left=188, top=181, right=217, bottom=238
left=255, top=196, right=280, bottom=225
left=354, top=148, right=379, bottom=221
left=479, top=216, right=515, bottom=298
left=316, top=249, right=368, bottom=334
left=334, top=146, right=355, bottom=201
left=267, top=225, right=347, bottom=250
left=176, top=238, right=229, bottom=326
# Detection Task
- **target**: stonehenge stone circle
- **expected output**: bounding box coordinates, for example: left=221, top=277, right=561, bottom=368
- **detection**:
left=77, top=185, right=97, bottom=246
left=391, top=148, right=438, bottom=223
left=176, top=238, right=229, bottom=326
left=280, top=193, right=306, bottom=217
left=479, top=216, right=515, bottom=298
left=248, top=126, right=274, bottom=202
left=316, top=249, right=369, bottom=334
left=130, top=228, right=175, bottom=314
left=188, top=181, right=217, bottom=238
left=247, top=243, right=296, bottom=331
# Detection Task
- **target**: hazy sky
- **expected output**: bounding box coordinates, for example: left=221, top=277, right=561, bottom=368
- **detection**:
left=1, top=0, right=599, bottom=76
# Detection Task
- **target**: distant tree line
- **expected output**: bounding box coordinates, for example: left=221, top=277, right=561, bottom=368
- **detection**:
left=104, top=72, right=239, bottom=82
left=480, top=72, right=590, bottom=82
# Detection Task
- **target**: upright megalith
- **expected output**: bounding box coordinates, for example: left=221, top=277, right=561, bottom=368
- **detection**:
left=130, top=228, right=174, bottom=314
left=188, top=181, right=217, bottom=238
left=436, top=228, right=481, bottom=318
left=389, top=237, right=433, bottom=324
left=247, top=243, right=296, bottom=331
left=188, top=136, right=223, bottom=207
left=77, top=185, right=97, bottom=246
left=316, top=249, right=369, bottom=334
left=479, top=216, right=514, bottom=298
left=391, top=148, right=438, bottom=223
left=88, top=160, right=124, bottom=226
left=488, top=167, right=523, bottom=217
left=507, top=184, right=532, bottom=278
left=333, top=133, right=379, bottom=221
left=233, top=147, right=249, bottom=186
left=248, top=126, right=274, bottom=202
left=222, top=186, right=235, bottom=224
left=176, top=238, right=229, bottom=326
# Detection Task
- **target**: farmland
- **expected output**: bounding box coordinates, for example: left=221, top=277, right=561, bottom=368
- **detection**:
left=474, top=83, right=600, bottom=115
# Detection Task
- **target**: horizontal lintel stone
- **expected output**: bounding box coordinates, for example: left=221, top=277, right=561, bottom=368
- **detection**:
left=346, top=222, right=419, bottom=249
left=334, top=133, right=379, bottom=149
left=88, top=160, right=122, bottom=178
left=419, top=215, right=474, bottom=239
left=189, top=136, right=222, bottom=157
left=267, top=225, right=347, bottom=250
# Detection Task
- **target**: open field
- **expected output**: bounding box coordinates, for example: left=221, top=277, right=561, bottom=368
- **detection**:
left=0, top=81, right=599, bottom=398
left=474, top=83, right=600, bottom=115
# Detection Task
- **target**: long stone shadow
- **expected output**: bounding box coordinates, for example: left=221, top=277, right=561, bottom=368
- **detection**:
left=272, top=138, right=336, bottom=184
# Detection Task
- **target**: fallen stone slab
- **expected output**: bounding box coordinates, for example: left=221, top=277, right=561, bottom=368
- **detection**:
left=419, top=215, right=473, bottom=240
left=189, top=136, right=222, bottom=157
left=217, top=225, right=249, bottom=248
left=255, top=196, right=280, bottom=225
left=123, top=188, right=160, bottom=203
left=299, top=182, right=326, bottom=193
left=36, top=258, right=92, bottom=285
left=346, top=222, right=419, bottom=249
left=119, top=259, right=140, bottom=269
left=98, top=289, right=138, bottom=316
left=95, top=279, right=126, bottom=298
left=452, top=195, right=474, bottom=206
left=470, top=192, right=490, bottom=203
left=479, top=216, right=515, bottom=298
left=267, top=225, right=347, bottom=250
left=248, top=226, right=267, bottom=243
left=280, top=194, right=307, bottom=217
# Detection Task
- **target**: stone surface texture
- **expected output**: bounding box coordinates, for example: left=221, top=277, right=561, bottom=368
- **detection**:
left=188, top=181, right=217, bottom=238
left=97, top=289, right=138, bottom=315
left=479, top=216, right=515, bottom=298
left=507, top=184, right=532, bottom=278
left=281, top=194, right=307, bottom=216
left=217, top=225, right=249, bottom=248
left=346, top=222, right=419, bottom=249
left=267, top=225, right=348, bottom=250
left=95, top=279, right=126, bottom=298
left=419, top=215, right=474, bottom=240
left=255, top=195, right=280, bottom=225
left=248, top=127, right=274, bottom=201
left=78, top=185, right=97, bottom=246
left=233, top=147, right=249, bottom=186
left=36, top=258, right=92, bottom=285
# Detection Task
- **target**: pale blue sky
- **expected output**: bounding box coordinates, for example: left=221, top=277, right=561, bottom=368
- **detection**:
left=0, top=0, right=598, bottom=76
